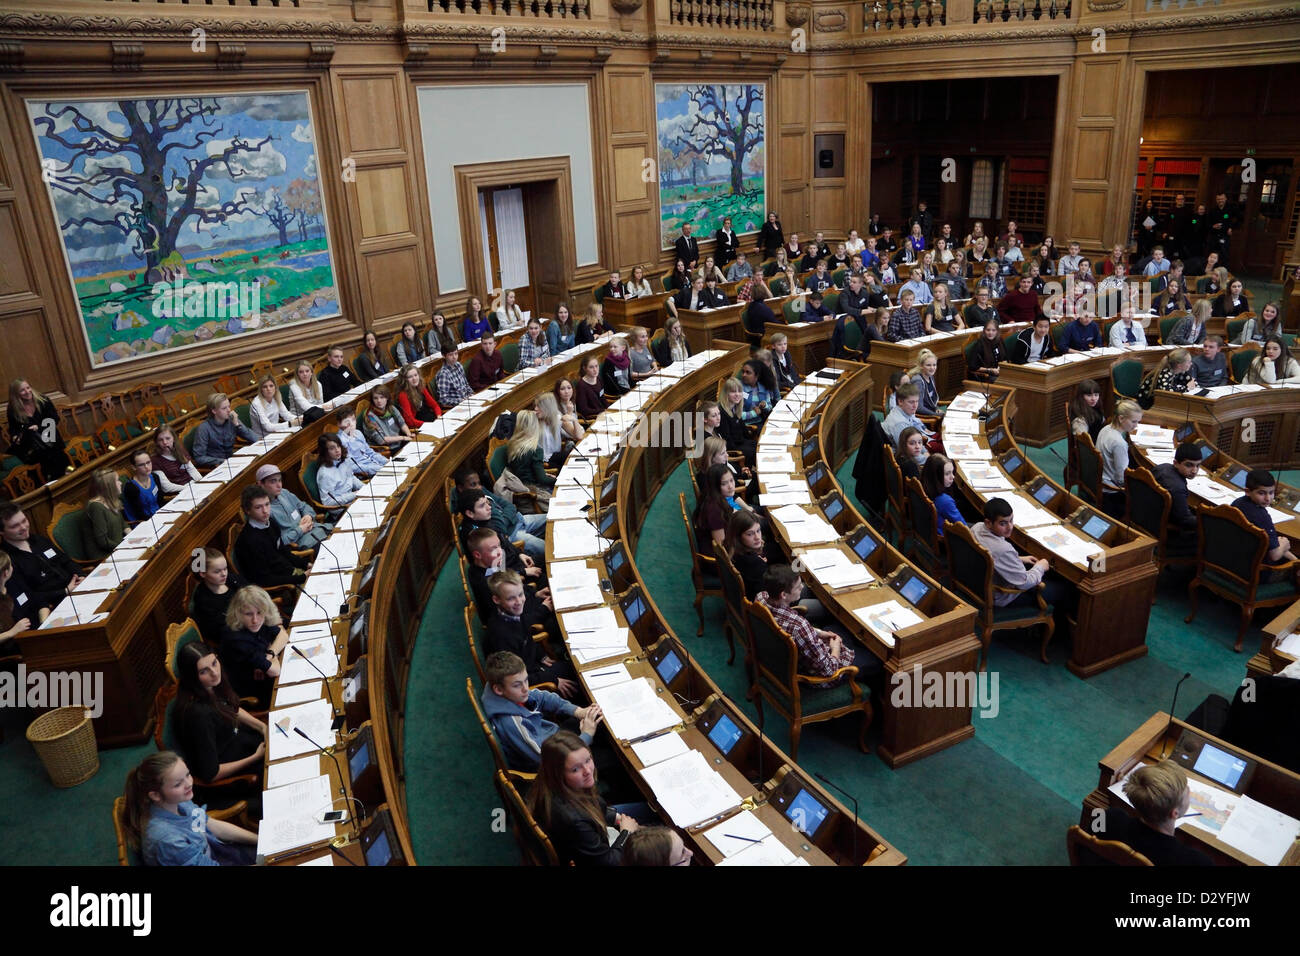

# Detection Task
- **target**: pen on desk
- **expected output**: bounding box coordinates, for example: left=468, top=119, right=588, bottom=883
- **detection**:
left=1180, top=812, right=1202, bottom=819
left=723, top=833, right=763, bottom=844
left=588, top=669, right=621, bottom=677
left=275, top=722, right=289, bottom=737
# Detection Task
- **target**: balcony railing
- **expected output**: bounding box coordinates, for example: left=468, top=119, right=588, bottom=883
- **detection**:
left=973, top=0, right=1072, bottom=22
left=427, top=0, right=592, bottom=17
left=864, top=1, right=947, bottom=29
left=668, top=0, right=776, bottom=30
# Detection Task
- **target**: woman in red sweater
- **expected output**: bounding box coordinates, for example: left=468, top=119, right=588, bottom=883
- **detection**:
left=395, top=363, right=443, bottom=428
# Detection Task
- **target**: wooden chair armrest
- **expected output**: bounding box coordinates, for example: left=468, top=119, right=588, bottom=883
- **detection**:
left=796, top=664, right=859, bottom=687
left=208, top=801, right=249, bottom=822
left=197, top=773, right=259, bottom=790
left=789, top=604, right=809, bottom=617
left=530, top=682, right=557, bottom=694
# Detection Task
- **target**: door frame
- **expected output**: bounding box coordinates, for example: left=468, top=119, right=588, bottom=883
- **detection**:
left=454, top=158, right=575, bottom=317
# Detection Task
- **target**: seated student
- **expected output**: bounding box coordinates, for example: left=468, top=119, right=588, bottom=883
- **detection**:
left=923, top=281, right=964, bottom=333
left=756, top=564, right=880, bottom=685
left=726, top=250, right=754, bottom=281
left=701, top=394, right=755, bottom=468
left=468, top=332, right=506, bottom=391
left=693, top=462, right=753, bottom=551
left=484, top=572, right=578, bottom=698
left=232, top=485, right=309, bottom=589
left=529, top=731, right=655, bottom=866
left=1153, top=445, right=1201, bottom=552
left=1012, top=315, right=1059, bottom=365
left=883, top=383, right=937, bottom=448
left=1151, top=280, right=1191, bottom=319
left=1233, top=469, right=1298, bottom=571
left=971, top=497, right=1068, bottom=608
left=356, top=329, right=391, bottom=381
left=363, top=385, right=413, bottom=449
left=600, top=335, right=633, bottom=398
left=697, top=256, right=726, bottom=284
left=1235, top=301, right=1282, bottom=345
left=921, top=454, right=965, bottom=537
left=248, top=374, right=298, bottom=438
left=652, top=316, right=692, bottom=369
left=740, top=358, right=778, bottom=422
left=395, top=321, right=427, bottom=364
left=622, top=826, right=694, bottom=867
left=895, top=427, right=929, bottom=482
left=574, top=303, right=611, bottom=345
left=963, top=287, right=1000, bottom=331
left=1108, top=308, right=1146, bottom=348
left=575, top=355, right=606, bottom=418
left=191, top=547, right=246, bottom=645
left=1245, top=335, right=1300, bottom=386
left=1101, top=761, right=1212, bottom=866
left=517, top=316, right=551, bottom=370
left=769, top=332, right=799, bottom=392
left=151, top=423, right=203, bottom=490
left=319, top=344, right=359, bottom=402
left=173, top=641, right=266, bottom=793
left=804, top=259, right=834, bottom=294
left=257, top=464, right=332, bottom=550
left=1167, top=299, right=1209, bottom=347
left=1191, top=335, right=1230, bottom=389
left=1138, top=348, right=1194, bottom=408
left=546, top=304, right=578, bottom=355
left=1097, top=400, right=1143, bottom=519
left=724, top=509, right=771, bottom=600
left=315, top=432, right=364, bottom=511
left=82, top=467, right=126, bottom=560
left=6, top=378, right=71, bottom=483
left=506, top=411, right=557, bottom=496
left=434, top=344, right=472, bottom=409
left=626, top=326, right=658, bottom=384
left=885, top=289, right=926, bottom=342
left=481, top=651, right=602, bottom=772
left=667, top=274, right=708, bottom=320
left=0, top=552, right=35, bottom=641
left=535, top=393, right=578, bottom=469
left=623, top=266, right=654, bottom=298
left=1, top=502, right=82, bottom=617
left=552, top=379, right=585, bottom=441
left=999, top=274, right=1044, bottom=327
left=494, top=289, right=526, bottom=329
left=976, top=261, right=1007, bottom=299
left=218, top=584, right=288, bottom=710
left=1211, top=279, right=1250, bottom=318
left=802, top=288, right=832, bottom=323
left=335, top=408, right=386, bottom=477
left=1061, top=311, right=1103, bottom=353
left=287, top=361, right=330, bottom=420
left=1069, top=379, right=1106, bottom=441
left=464, top=527, right=550, bottom=626
left=395, top=363, right=443, bottom=429
left=122, top=752, right=257, bottom=867
left=452, top=465, right=548, bottom=562
left=192, top=393, right=257, bottom=468
left=911, top=348, right=942, bottom=416
left=885, top=370, right=911, bottom=413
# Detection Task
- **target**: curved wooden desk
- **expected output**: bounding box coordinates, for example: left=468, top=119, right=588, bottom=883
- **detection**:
left=943, top=384, right=1160, bottom=677
left=754, top=361, right=983, bottom=767
left=1147, top=382, right=1300, bottom=471
left=548, top=345, right=906, bottom=866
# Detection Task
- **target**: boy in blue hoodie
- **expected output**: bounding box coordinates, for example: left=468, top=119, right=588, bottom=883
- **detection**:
left=481, top=651, right=602, bottom=772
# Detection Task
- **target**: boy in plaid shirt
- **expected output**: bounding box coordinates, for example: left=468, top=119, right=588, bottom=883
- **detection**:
left=756, top=565, right=879, bottom=686
left=435, top=341, right=473, bottom=409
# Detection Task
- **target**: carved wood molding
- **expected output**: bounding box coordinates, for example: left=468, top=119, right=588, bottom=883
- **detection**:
left=0, top=40, right=23, bottom=73
left=307, top=41, right=335, bottom=69
left=814, top=9, right=848, bottom=32
left=216, top=42, right=246, bottom=72
left=110, top=41, right=143, bottom=73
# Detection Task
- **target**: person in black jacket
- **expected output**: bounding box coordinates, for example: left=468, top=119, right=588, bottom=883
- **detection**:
left=595, top=270, right=625, bottom=302
left=600, top=336, right=634, bottom=397
left=218, top=585, right=288, bottom=711
left=667, top=275, right=706, bottom=320
left=673, top=224, right=699, bottom=271
left=484, top=571, right=577, bottom=698
left=172, top=641, right=265, bottom=795
left=355, top=330, right=390, bottom=382
left=1011, top=316, right=1060, bottom=364
left=0, top=503, right=82, bottom=618
left=529, top=731, right=651, bottom=866
left=714, top=216, right=739, bottom=266
left=318, top=345, right=359, bottom=402
left=191, top=547, right=247, bottom=646
left=757, top=212, right=783, bottom=259
left=464, top=527, right=550, bottom=626
left=232, top=486, right=308, bottom=589
left=831, top=273, right=885, bottom=359
left=769, top=332, right=799, bottom=392
left=6, top=379, right=71, bottom=483
left=1153, top=445, right=1201, bottom=553
left=1100, top=761, right=1212, bottom=866
left=651, top=316, right=691, bottom=368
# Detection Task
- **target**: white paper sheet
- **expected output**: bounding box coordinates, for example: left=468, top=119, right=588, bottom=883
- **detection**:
left=631, top=730, right=690, bottom=768
left=853, top=599, right=923, bottom=645
left=268, top=699, right=336, bottom=761
left=1216, top=795, right=1300, bottom=865
left=273, top=680, right=323, bottom=707
left=266, top=754, right=322, bottom=790
left=701, top=810, right=775, bottom=858
left=637, top=749, right=743, bottom=829
left=257, top=774, right=337, bottom=857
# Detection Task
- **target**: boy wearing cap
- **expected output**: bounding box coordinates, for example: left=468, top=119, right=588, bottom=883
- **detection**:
left=256, top=463, right=333, bottom=551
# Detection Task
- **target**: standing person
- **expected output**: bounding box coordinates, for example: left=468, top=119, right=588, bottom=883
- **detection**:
left=191, top=393, right=257, bottom=468
left=122, top=449, right=164, bottom=523
left=121, top=752, right=257, bottom=866
left=150, top=424, right=203, bottom=490
left=1097, top=400, right=1143, bottom=518
left=674, top=223, right=700, bottom=270
left=318, top=345, right=359, bottom=401
left=248, top=374, right=298, bottom=438
left=82, top=468, right=126, bottom=560
left=6, top=379, right=69, bottom=483
left=758, top=212, right=784, bottom=259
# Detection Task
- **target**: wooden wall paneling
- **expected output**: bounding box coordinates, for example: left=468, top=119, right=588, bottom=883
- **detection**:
left=0, top=307, right=60, bottom=401
left=777, top=69, right=810, bottom=233
left=603, top=68, right=655, bottom=271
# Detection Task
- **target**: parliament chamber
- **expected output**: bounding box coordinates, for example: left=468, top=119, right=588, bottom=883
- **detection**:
left=0, top=0, right=1298, bottom=886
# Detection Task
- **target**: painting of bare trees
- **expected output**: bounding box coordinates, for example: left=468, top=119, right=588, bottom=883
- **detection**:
left=27, top=91, right=338, bottom=366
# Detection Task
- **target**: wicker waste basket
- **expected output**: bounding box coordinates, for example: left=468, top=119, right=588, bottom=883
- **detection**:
left=26, top=706, right=100, bottom=788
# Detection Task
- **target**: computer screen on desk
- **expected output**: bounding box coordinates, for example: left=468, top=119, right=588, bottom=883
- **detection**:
left=804, top=413, right=822, bottom=434
left=849, top=528, right=879, bottom=562
left=803, top=437, right=819, bottom=460
left=898, top=574, right=930, bottom=607
left=1193, top=742, right=1249, bottom=791
left=822, top=494, right=843, bottom=521
left=807, top=464, right=826, bottom=489
left=706, top=712, right=744, bottom=757
left=361, top=810, right=404, bottom=866
left=599, top=506, right=618, bottom=537
left=1224, top=466, right=1248, bottom=489
left=652, top=644, right=684, bottom=687
left=621, top=590, right=648, bottom=628
left=1078, top=513, right=1112, bottom=541
left=1030, top=480, right=1057, bottom=506
left=985, top=405, right=1002, bottom=431
left=988, top=427, right=1007, bottom=452
left=1175, top=423, right=1195, bottom=443
left=999, top=449, right=1023, bottom=475
left=783, top=788, right=831, bottom=838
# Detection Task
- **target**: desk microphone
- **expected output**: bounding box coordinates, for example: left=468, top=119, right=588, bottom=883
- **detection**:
left=1045, top=443, right=1071, bottom=490
left=1160, top=672, right=1193, bottom=758
left=291, top=644, right=346, bottom=732
left=293, top=725, right=351, bottom=806
left=313, top=536, right=352, bottom=618
left=291, top=582, right=347, bottom=628
left=814, top=770, right=859, bottom=865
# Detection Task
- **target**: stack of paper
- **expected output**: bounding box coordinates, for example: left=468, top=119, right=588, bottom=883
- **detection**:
left=959, top=462, right=1014, bottom=491
left=278, top=637, right=338, bottom=684
left=1024, top=524, right=1103, bottom=568
left=756, top=450, right=797, bottom=473
left=630, top=730, right=690, bottom=768
left=550, top=563, right=605, bottom=611
left=798, top=548, right=874, bottom=590
left=716, top=836, right=803, bottom=866
left=39, top=590, right=109, bottom=629
left=1216, top=795, right=1300, bottom=866
left=1133, top=424, right=1175, bottom=449
left=945, top=439, right=992, bottom=461
left=73, top=558, right=147, bottom=593
left=335, top=502, right=387, bottom=532
left=984, top=492, right=1058, bottom=528
left=758, top=489, right=813, bottom=507
left=589, top=677, right=681, bottom=742
left=942, top=414, right=979, bottom=436
left=637, top=749, right=743, bottom=828
left=761, top=426, right=800, bottom=446
left=121, top=512, right=182, bottom=549
left=581, top=662, right=632, bottom=690
left=266, top=754, right=323, bottom=790
left=1187, top=475, right=1238, bottom=505
left=257, top=774, right=337, bottom=858
left=853, top=599, right=924, bottom=645
left=201, top=458, right=253, bottom=484
left=563, top=607, right=633, bottom=664
left=770, top=504, right=838, bottom=544
left=551, top=519, right=605, bottom=559
left=946, top=393, right=986, bottom=414
left=267, top=698, right=336, bottom=761
left=701, top=810, right=774, bottom=857
left=272, top=681, right=323, bottom=708
left=311, top=531, right=367, bottom=572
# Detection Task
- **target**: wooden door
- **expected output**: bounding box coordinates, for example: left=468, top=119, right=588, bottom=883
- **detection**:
left=478, top=186, right=535, bottom=315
